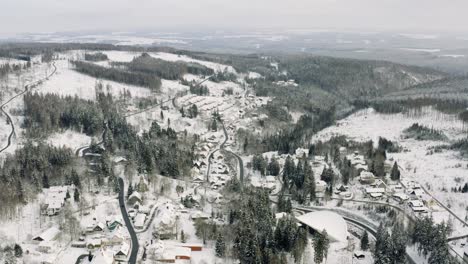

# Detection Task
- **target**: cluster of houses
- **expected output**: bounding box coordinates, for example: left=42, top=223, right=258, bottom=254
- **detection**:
left=346, top=150, right=432, bottom=214
left=40, top=186, right=73, bottom=216
left=127, top=190, right=153, bottom=229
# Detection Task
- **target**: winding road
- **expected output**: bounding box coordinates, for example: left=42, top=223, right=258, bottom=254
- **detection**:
left=0, top=62, right=57, bottom=154
left=118, top=178, right=139, bottom=264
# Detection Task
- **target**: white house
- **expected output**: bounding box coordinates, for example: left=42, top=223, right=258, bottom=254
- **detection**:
left=134, top=213, right=147, bottom=229
left=114, top=242, right=130, bottom=262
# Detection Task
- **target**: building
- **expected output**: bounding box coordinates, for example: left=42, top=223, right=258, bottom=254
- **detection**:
left=190, top=211, right=210, bottom=220
left=134, top=213, right=147, bottom=229
left=359, top=171, right=376, bottom=184
left=409, top=200, right=428, bottom=213
left=87, top=222, right=105, bottom=233
left=114, top=242, right=130, bottom=262
left=40, top=186, right=70, bottom=216
left=33, top=227, right=60, bottom=242
left=128, top=191, right=143, bottom=205
left=296, top=211, right=348, bottom=243
left=393, top=193, right=409, bottom=202
left=155, top=246, right=192, bottom=263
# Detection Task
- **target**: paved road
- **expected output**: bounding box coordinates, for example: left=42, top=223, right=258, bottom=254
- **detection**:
left=220, top=122, right=244, bottom=184
left=0, top=62, right=57, bottom=154
left=118, top=178, right=139, bottom=264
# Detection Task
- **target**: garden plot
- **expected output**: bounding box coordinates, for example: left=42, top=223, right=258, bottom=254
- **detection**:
left=312, top=107, right=468, bottom=236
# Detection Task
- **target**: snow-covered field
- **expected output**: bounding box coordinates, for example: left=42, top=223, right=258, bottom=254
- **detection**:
left=312, top=108, right=468, bottom=236
left=45, top=130, right=93, bottom=152
left=35, top=59, right=152, bottom=101
left=150, top=52, right=236, bottom=74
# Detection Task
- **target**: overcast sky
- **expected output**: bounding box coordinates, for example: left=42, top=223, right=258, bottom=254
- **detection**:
left=1, top=0, right=467, bottom=35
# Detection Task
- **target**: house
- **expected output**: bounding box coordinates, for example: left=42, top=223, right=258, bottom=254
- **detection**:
left=359, top=171, right=376, bottom=184
left=106, top=217, right=123, bottom=231
left=190, top=211, right=210, bottom=220
left=114, top=242, right=130, bottom=262
left=128, top=191, right=143, bottom=205
left=105, top=227, right=127, bottom=246
left=365, top=188, right=385, bottom=196
left=369, top=192, right=383, bottom=199
left=371, top=179, right=387, bottom=190
left=393, top=193, right=409, bottom=202
left=33, top=227, right=60, bottom=242
left=37, top=241, right=55, bottom=253
left=295, top=148, right=309, bottom=158
left=87, top=237, right=103, bottom=249
left=155, top=246, right=192, bottom=263
left=91, top=249, right=114, bottom=264
left=410, top=188, right=425, bottom=197
left=41, top=186, right=70, bottom=216
left=409, top=200, right=424, bottom=207
left=134, top=213, right=147, bottom=229
left=87, top=222, right=105, bottom=233
left=408, top=200, right=429, bottom=213
left=315, top=180, right=327, bottom=193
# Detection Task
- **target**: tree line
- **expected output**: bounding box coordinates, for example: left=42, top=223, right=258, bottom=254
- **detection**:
left=71, top=60, right=162, bottom=91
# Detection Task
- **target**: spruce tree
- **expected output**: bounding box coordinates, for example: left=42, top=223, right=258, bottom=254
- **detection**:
left=74, top=189, right=80, bottom=202
left=215, top=233, right=226, bottom=257
left=14, top=244, right=23, bottom=258
left=361, top=231, right=369, bottom=251
left=390, top=162, right=401, bottom=181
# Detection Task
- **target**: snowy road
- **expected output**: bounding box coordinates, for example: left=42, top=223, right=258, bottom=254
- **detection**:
left=118, top=178, right=139, bottom=264
left=0, top=62, right=57, bottom=154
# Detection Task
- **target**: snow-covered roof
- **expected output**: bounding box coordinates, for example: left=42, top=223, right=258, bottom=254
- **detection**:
left=409, top=200, right=424, bottom=207
left=365, top=188, right=385, bottom=194
left=134, top=213, right=146, bottom=227
left=296, top=211, right=348, bottom=242
left=91, top=249, right=114, bottom=264
left=316, top=180, right=327, bottom=187
left=393, top=193, right=409, bottom=200
left=115, top=242, right=130, bottom=256
left=159, top=246, right=191, bottom=260
left=33, top=227, right=60, bottom=241
left=275, top=212, right=288, bottom=219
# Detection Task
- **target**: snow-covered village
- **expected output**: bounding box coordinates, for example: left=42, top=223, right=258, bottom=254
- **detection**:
left=3, top=2, right=468, bottom=264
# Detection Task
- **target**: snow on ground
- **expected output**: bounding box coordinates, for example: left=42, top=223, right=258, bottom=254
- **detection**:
left=45, top=130, right=93, bottom=152
left=101, top=50, right=141, bottom=63
left=0, top=57, right=28, bottom=66
left=160, top=79, right=190, bottom=98
left=312, top=107, right=468, bottom=236
left=150, top=52, right=236, bottom=74
left=202, top=80, right=243, bottom=97
left=35, top=59, right=152, bottom=101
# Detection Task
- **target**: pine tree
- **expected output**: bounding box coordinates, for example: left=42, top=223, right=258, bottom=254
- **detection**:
left=215, top=233, right=226, bottom=257
left=42, top=173, right=50, bottom=188
left=71, top=169, right=81, bottom=189
left=361, top=231, right=369, bottom=250
left=181, top=230, right=186, bottom=243
left=74, top=189, right=80, bottom=202
left=127, top=184, right=134, bottom=198
left=16, top=180, right=24, bottom=203
left=304, top=161, right=316, bottom=202
left=267, top=157, right=280, bottom=176
left=390, top=222, right=407, bottom=264
left=390, top=162, right=401, bottom=181
left=14, top=244, right=23, bottom=258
